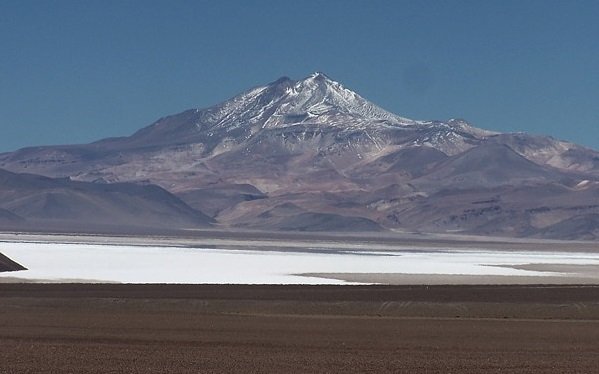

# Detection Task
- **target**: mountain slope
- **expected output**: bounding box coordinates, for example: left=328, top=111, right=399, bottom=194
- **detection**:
left=0, top=169, right=213, bottom=232
left=0, top=73, right=598, bottom=239
left=415, top=143, right=568, bottom=189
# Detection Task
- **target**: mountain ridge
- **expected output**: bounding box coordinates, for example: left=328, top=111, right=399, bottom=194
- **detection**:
left=1, top=72, right=598, bottom=239
left=0, top=168, right=214, bottom=232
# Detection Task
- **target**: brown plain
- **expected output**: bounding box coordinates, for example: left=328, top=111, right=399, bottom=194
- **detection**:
left=1, top=284, right=599, bottom=373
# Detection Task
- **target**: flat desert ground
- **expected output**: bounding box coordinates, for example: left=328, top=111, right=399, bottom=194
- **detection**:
left=1, top=284, right=599, bottom=373
left=1, top=231, right=599, bottom=373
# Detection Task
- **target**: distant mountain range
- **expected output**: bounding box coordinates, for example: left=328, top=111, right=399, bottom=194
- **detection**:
left=1, top=72, right=598, bottom=239
left=0, top=168, right=213, bottom=232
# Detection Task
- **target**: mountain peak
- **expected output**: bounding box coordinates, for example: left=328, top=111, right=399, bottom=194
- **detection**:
left=306, top=71, right=333, bottom=81
left=132, top=73, right=421, bottom=144
left=298, top=71, right=341, bottom=90
left=269, top=72, right=335, bottom=88
left=263, top=73, right=415, bottom=127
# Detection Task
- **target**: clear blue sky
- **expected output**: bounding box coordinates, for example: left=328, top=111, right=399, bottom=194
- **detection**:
left=1, top=0, right=598, bottom=152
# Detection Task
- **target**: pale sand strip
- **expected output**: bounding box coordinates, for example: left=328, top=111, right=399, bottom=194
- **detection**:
left=494, top=263, right=599, bottom=276
left=0, top=277, right=120, bottom=284
left=299, top=273, right=599, bottom=285
left=1, top=231, right=598, bottom=253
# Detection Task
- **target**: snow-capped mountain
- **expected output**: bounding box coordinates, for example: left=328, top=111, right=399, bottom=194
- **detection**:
left=1, top=73, right=598, bottom=239
left=137, top=72, right=416, bottom=141
left=104, top=72, right=496, bottom=157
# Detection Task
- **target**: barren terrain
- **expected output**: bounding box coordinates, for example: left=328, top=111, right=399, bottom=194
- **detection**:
left=1, top=284, right=599, bottom=373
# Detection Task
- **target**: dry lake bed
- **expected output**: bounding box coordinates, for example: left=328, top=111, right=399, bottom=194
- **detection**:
left=1, top=233, right=599, bottom=284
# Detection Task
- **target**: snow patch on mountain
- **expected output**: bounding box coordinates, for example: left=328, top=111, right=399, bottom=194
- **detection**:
left=192, top=72, right=419, bottom=134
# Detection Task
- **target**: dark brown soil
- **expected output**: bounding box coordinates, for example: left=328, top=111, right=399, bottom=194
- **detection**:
left=1, top=284, right=599, bottom=373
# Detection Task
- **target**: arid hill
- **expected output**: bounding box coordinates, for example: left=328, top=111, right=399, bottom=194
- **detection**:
left=0, top=169, right=213, bottom=232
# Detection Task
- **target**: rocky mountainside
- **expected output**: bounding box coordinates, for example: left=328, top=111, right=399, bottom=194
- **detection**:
left=1, top=73, right=598, bottom=238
